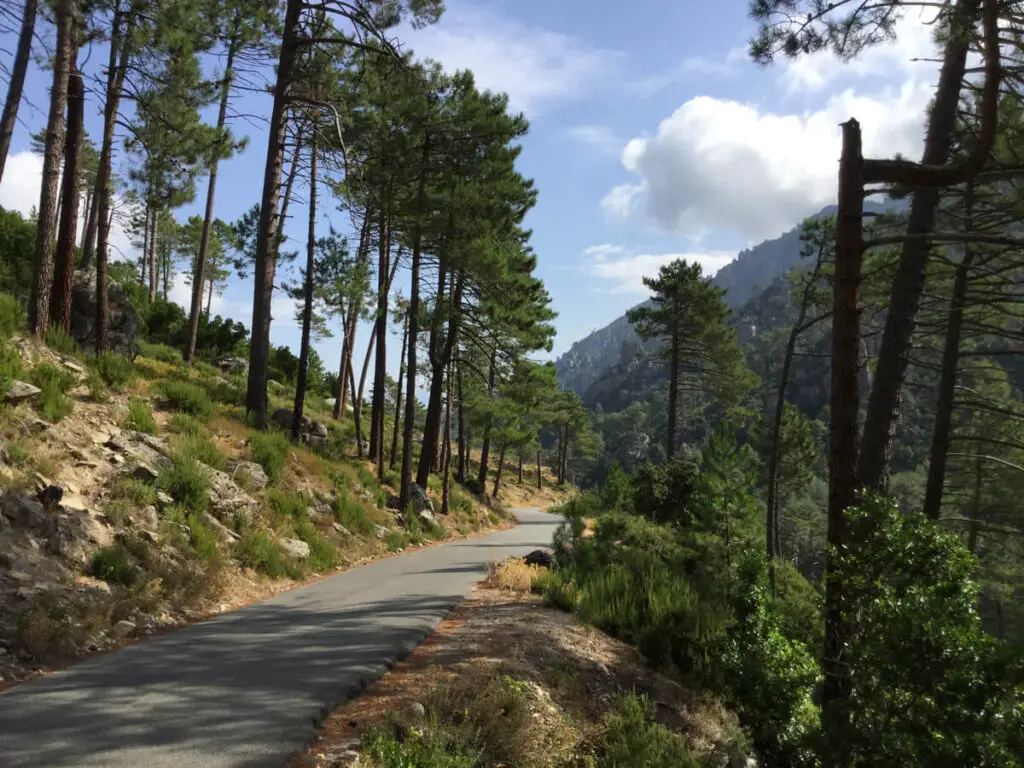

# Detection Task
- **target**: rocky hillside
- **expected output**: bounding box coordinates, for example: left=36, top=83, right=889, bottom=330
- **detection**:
left=0, top=331, right=519, bottom=689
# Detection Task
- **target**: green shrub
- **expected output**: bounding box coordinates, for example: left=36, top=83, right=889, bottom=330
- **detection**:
left=594, top=693, right=702, bottom=767
left=381, top=468, right=399, bottom=488
left=137, top=340, right=183, bottom=365
left=385, top=531, right=406, bottom=552
left=247, top=430, right=290, bottom=483
left=158, top=379, right=214, bottom=418
left=5, top=444, right=28, bottom=466
left=0, top=294, right=25, bottom=337
left=631, top=458, right=699, bottom=525
left=426, top=474, right=442, bottom=493
left=234, top=530, right=299, bottom=578
left=124, top=397, right=157, bottom=434
left=178, top=434, right=226, bottom=470
left=162, top=449, right=211, bottom=512
left=89, top=545, right=140, bottom=586
left=93, top=351, right=135, bottom=388
left=103, top=500, right=131, bottom=526
left=110, top=476, right=158, bottom=506
left=85, top=369, right=110, bottom=403
left=295, top=518, right=338, bottom=571
left=536, top=569, right=578, bottom=611
left=0, top=339, right=23, bottom=393
left=45, top=324, right=79, bottom=356
left=600, top=463, right=632, bottom=511
left=167, top=412, right=203, bottom=437
left=29, top=363, right=76, bottom=422
left=266, top=487, right=307, bottom=520
left=202, top=376, right=244, bottom=406
left=333, top=490, right=374, bottom=536
left=186, top=512, right=220, bottom=561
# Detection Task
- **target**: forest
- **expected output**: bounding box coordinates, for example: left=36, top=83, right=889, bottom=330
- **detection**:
left=1, top=0, right=1024, bottom=766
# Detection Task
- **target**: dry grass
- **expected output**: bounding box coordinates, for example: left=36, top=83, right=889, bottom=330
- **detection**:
left=484, top=557, right=546, bottom=592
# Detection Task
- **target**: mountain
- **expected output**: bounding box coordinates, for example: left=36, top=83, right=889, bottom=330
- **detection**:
left=555, top=202, right=892, bottom=403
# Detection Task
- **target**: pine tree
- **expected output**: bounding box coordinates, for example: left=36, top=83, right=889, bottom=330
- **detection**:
left=0, top=0, right=38, bottom=183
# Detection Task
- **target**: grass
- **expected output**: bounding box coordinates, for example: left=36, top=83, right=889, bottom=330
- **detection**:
left=385, top=531, right=407, bottom=552
left=185, top=512, right=220, bottom=561
left=266, top=487, right=307, bottom=521
left=103, top=500, right=132, bottom=526
left=124, top=396, right=158, bottom=434
left=45, top=324, right=79, bottom=356
left=234, top=529, right=301, bottom=579
left=135, top=357, right=178, bottom=380
left=90, top=544, right=141, bottom=587
left=137, top=340, right=183, bottom=365
left=110, top=476, right=158, bottom=506
left=485, top=557, right=546, bottom=592
left=86, top=368, right=110, bottom=403
left=0, top=339, right=22, bottom=392
left=93, top=351, right=135, bottom=388
left=5, top=444, right=28, bottom=466
left=28, top=363, right=76, bottom=422
left=202, top=376, right=245, bottom=406
left=594, top=693, right=703, bottom=767
left=158, top=378, right=215, bottom=419
left=333, top=488, right=376, bottom=536
left=248, top=430, right=290, bottom=483
left=162, top=449, right=211, bottom=512
left=0, top=293, right=24, bottom=337
left=167, top=412, right=204, bottom=437
left=295, top=518, right=339, bottom=571
left=176, top=434, right=227, bottom=470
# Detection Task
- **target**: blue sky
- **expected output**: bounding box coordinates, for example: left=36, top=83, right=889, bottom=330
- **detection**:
left=0, top=0, right=941, bottom=377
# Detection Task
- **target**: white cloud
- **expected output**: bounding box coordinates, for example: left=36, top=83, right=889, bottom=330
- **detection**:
left=566, top=125, right=621, bottom=157
left=404, top=4, right=619, bottom=115
left=628, top=46, right=747, bottom=96
left=585, top=245, right=735, bottom=294
left=602, top=80, right=931, bottom=242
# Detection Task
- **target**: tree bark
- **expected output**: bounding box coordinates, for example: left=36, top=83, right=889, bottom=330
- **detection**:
left=456, top=359, right=467, bottom=483
left=79, top=188, right=91, bottom=249
left=399, top=133, right=430, bottom=511
left=666, top=333, right=680, bottom=459
left=492, top=444, right=507, bottom=499
left=185, top=23, right=238, bottom=362
left=206, top=274, right=214, bottom=315
left=370, top=205, right=391, bottom=477
left=441, top=359, right=453, bottom=515
left=476, top=348, right=497, bottom=490
left=50, top=63, right=84, bottom=332
left=389, top=305, right=409, bottom=470
left=822, top=118, right=865, bottom=736
left=536, top=448, right=542, bottom=490
left=923, top=183, right=975, bottom=520
left=291, top=133, right=317, bottom=443
left=148, top=205, right=158, bottom=302
left=517, top=453, right=523, bottom=484
left=0, top=0, right=38, bottom=184
left=96, top=5, right=130, bottom=352
left=246, top=0, right=301, bottom=427
left=857, top=0, right=983, bottom=491
left=354, top=325, right=375, bottom=457
left=81, top=182, right=99, bottom=268
left=28, top=0, right=74, bottom=337
left=333, top=209, right=373, bottom=420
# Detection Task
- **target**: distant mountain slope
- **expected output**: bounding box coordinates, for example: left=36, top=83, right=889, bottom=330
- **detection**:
left=555, top=202, right=891, bottom=399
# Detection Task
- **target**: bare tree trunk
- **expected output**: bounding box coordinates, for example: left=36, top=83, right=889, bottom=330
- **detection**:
left=399, top=133, right=430, bottom=511
left=148, top=205, right=158, bottom=302
left=858, top=0, right=982, bottom=491
left=492, top=444, right=507, bottom=499
left=371, top=206, right=391, bottom=478
left=206, top=276, right=213, bottom=315
left=441, top=359, right=453, bottom=515
left=389, top=305, right=409, bottom=470
left=536, top=448, right=542, bottom=490
left=81, top=183, right=99, bottom=268
left=354, top=324, right=375, bottom=457
left=923, top=184, right=975, bottom=520
left=96, top=6, right=129, bottom=352
left=517, top=453, right=523, bottom=484
left=666, top=334, right=680, bottom=458
left=28, top=0, right=74, bottom=337
left=50, top=64, right=83, bottom=332
left=78, top=187, right=91, bottom=249
left=476, top=348, right=497, bottom=490
left=456, top=360, right=467, bottom=483
left=823, top=118, right=865, bottom=737
left=185, top=24, right=238, bottom=362
left=291, top=133, right=317, bottom=443
left=333, top=210, right=372, bottom=420
left=0, top=0, right=38, bottom=184
left=246, top=0, right=301, bottom=428
left=138, top=203, right=150, bottom=287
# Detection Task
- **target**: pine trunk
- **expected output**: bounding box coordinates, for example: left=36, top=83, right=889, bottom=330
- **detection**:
left=291, top=134, right=317, bottom=443
left=78, top=188, right=91, bottom=249
left=185, top=27, right=238, bottom=362
left=49, top=63, right=83, bottom=332
left=456, top=360, right=467, bottom=483
left=81, top=183, right=99, bottom=268
left=370, top=206, right=390, bottom=472
left=399, top=134, right=430, bottom=511
left=333, top=210, right=372, bottom=420
left=476, top=349, right=497, bottom=490
left=206, top=276, right=213, bottom=315
left=517, top=454, right=523, bottom=484
left=822, top=118, right=865, bottom=736
left=28, top=0, right=74, bottom=337
left=0, top=0, right=38, bottom=184
left=441, top=360, right=453, bottom=515
left=246, top=0, right=301, bottom=428
left=666, top=334, right=680, bottom=459
left=148, top=206, right=158, bottom=302
left=389, top=306, right=409, bottom=470
left=536, top=449, right=542, bottom=490
left=492, top=444, right=507, bottom=499
left=857, top=0, right=981, bottom=491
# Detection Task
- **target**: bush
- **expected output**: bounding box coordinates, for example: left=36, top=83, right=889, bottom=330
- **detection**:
left=167, top=412, right=203, bottom=437
left=632, top=458, right=699, bottom=525
left=266, top=487, right=307, bottom=520
left=248, top=430, right=290, bottom=483
left=162, top=449, right=211, bottom=512
left=103, top=500, right=131, bottom=526
left=90, top=545, right=140, bottom=587
left=5, top=444, right=28, bottom=466
left=110, top=476, right=158, bottom=507
left=0, top=339, right=22, bottom=393
left=85, top=369, right=109, bottom=403
left=124, top=397, right=157, bottom=434
left=295, top=518, right=338, bottom=571
left=235, top=530, right=295, bottom=578
left=137, top=340, right=183, bottom=365
left=29, top=363, right=76, bottom=422
left=0, top=293, right=25, bottom=337
left=594, top=693, right=703, bottom=767
left=600, top=463, right=632, bottom=511
left=333, top=489, right=375, bottom=536
left=385, top=531, right=406, bottom=551
left=158, top=379, right=214, bottom=418
left=185, top=512, right=220, bottom=561
left=93, top=351, right=135, bottom=388
left=178, top=434, right=226, bottom=470
left=45, top=325, right=79, bottom=356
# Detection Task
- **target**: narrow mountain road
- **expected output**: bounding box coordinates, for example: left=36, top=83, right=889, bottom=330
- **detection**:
left=0, top=507, right=561, bottom=768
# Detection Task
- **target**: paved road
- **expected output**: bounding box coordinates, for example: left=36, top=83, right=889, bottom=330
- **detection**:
left=0, top=507, right=560, bottom=767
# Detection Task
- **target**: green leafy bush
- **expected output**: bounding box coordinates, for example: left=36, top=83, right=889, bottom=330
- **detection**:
left=137, top=340, right=183, bottom=365
left=0, top=293, right=25, bottom=337
left=295, top=518, right=338, bottom=571
left=234, top=530, right=300, bottom=578
left=594, top=693, right=702, bottom=767
left=102, top=500, right=131, bottom=526
left=29, top=363, right=76, bottom=422
left=185, top=513, right=220, bottom=561
left=45, top=325, right=79, bottom=356
left=85, top=369, right=109, bottom=403
left=162, top=449, right=211, bottom=512
left=0, top=339, right=22, bottom=393
left=93, top=351, right=135, bottom=388
left=90, top=545, right=140, bottom=586
left=158, top=379, right=214, bottom=418
left=5, top=444, right=28, bottom=466
left=167, top=412, right=203, bottom=437
left=178, top=434, right=226, bottom=470
left=247, top=430, right=290, bottom=483
left=333, top=489, right=375, bottom=536
left=600, top=463, right=632, bottom=511
left=266, top=488, right=307, bottom=520
left=110, top=476, right=158, bottom=507
left=631, top=458, right=699, bottom=525
left=124, top=397, right=157, bottom=434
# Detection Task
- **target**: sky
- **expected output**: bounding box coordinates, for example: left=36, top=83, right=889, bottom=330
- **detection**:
left=0, top=0, right=944, bottom=378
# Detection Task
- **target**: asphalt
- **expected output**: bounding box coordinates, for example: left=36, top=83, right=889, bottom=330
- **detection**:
left=0, top=506, right=561, bottom=767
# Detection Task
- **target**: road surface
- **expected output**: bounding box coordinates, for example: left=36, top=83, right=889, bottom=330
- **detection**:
left=0, top=507, right=561, bottom=767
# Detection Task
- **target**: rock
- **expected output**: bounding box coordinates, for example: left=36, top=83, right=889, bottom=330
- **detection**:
left=138, top=529, right=160, bottom=545
left=408, top=483, right=433, bottom=515
left=271, top=407, right=328, bottom=449
left=132, top=462, right=159, bottom=484
left=271, top=408, right=293, bottom=431
left=4, top=380, right=40, bottom=402
left=70, top=266, right=139, bottom=358
left=134, top=505, right=159, bottom=530
left=107, top=432, right=170, bottom=469
left=407, top=701, right=426, bottom=719
left=307, top=419, right=328, bottom=439
left=279, top=537, right=310, bottom=559
left=201, top=512, right=240, bottom=543
left=226, top=459, right=269, bottom=491
left=374, top=524, right=390, bottom=540
left=156, top=490, right=174, bottom=507
left=111, top=620, right=136, bottom=638
left=523, top=549, right=554, bottom=568
left=205, top=467, right=260, bottom=524
left=61, top=358, right=86, bottom=375
left=332, top=522, right=351, bottom=537
left=111, top=454, right=125, bottom=466
left=215, top=356, right=248, bottom=375
left=1, top=492, right=49, bottom=531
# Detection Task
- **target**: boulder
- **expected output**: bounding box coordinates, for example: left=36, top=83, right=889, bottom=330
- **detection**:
left=1, top=492, right=48, bottom=530
left=332, top=522, right=351, bottom=537
left=523, top=549, right=554, bottom=569
left=227, top=459, right=269, bottom=491
left=374, top=524, right=390, bottom=540
left=205, top=467, right=260, bottom=524
left=133, top=505, right=159, bottom=531
left=4, top=380, right=40, bottom=403
left=70, top=266, right=139, bottom=358
left=107, top=432, right=170, bottom=470
left=201, top=512, right=240, bottom=543
left=111, top=619, right=136, bottom=638
left=271, top=407, right=328, bottom=450
left=279, top=537, right=310, bottom=560
left=408, top=483, right=435, bottom=522
left=215, top=356, right=248, bottom=375
left=131, top=462, right=160, bottom=484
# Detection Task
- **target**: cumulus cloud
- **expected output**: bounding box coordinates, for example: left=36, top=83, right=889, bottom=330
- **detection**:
left=601, top=80, right=931, bottom=241
left=584, top=245, right=735, bottom=294
left=404, top=4, right=619, bottom=115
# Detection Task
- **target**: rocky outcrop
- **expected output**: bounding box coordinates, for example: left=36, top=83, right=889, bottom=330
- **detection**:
left=4, top=381, right=40, bottom=403
left=227, top=459, right=269, bottom=491
left=279, top=537, right=310, bottom=560
left=408, top=483, right=436, bottom=526
left=270, top=408, right=328, bottom=451
left=70, top=267, right=140, bottom=359
left=215, top=357, right=248, bottom=375
left=205, top=467, right=260, bottom=524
